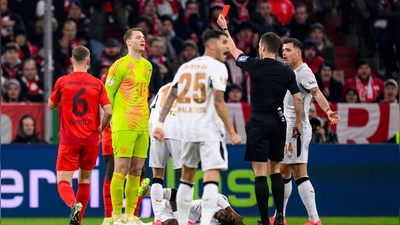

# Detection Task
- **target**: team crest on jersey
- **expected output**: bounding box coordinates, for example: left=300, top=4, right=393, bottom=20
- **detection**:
left=237, top=55, right=249, bottom=62
left=220, top=76, right=227, bottom=84
left=106, top=76, right=114, bottom=86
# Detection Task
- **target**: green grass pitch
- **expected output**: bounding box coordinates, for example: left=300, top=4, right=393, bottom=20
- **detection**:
left=1, top=217, right=398, bottom=225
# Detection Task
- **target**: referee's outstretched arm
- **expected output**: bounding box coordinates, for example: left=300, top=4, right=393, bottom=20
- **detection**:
left=217, top=14, right=243, bottom=60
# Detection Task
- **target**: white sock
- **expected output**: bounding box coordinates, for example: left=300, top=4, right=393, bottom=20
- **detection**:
left=177, top=182, right=193, bottom=225
left=283, top=179, right=292, bottom=216
left=200, top=183, right=219, bottom=225
left=298, top=179, right=319, bottom=223
left=151, top=183, right=163, bottom=221
left=163, top=188, right=171, bottom=200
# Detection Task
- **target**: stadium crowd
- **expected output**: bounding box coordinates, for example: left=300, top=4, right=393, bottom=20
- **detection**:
left=1, top=0, right=399, bottom=144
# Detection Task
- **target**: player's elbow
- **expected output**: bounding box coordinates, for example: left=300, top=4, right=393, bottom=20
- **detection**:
left=48, top=99, right=57, bottom=110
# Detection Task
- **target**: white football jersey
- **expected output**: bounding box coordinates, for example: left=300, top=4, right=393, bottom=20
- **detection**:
left=283, top=63, right=318, bottom=126
left=172, top=56, right=228, bottom=142
left=149, top=83, right=180, bottom=140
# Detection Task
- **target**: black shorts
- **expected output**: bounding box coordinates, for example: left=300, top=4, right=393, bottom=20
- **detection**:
left=245, top=113, right=286, bottom=162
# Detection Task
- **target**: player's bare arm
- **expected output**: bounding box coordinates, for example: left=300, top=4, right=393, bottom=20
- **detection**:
left=217, top=14, right=243, bottom=60
left=153, top=86, right=177, bottom=141
left=292, top=92, right=303, bottom=138
left=310, top=87, right=340, bottom=124
left=213, top=89, right=242, bottom=145
left=48, top=98, right=57, bottom=110
left=100, top=104, right=112, bottom=132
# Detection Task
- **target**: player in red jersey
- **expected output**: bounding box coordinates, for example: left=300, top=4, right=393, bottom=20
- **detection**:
left=48, top=46, right=112, bottom=225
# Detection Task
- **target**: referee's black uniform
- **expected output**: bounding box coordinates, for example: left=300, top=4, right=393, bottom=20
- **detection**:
left=236, top=54, right=300, bottom=162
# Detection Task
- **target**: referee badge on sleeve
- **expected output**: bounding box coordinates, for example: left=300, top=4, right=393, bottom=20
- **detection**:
left=237, top=55, right=249, bottom=62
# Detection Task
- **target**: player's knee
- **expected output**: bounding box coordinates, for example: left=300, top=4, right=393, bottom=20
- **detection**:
left=152, top=168, right=165, bottom=178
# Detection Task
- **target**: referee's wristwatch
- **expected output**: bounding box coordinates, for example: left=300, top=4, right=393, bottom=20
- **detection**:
left=222, top=28, right=228, bottom=31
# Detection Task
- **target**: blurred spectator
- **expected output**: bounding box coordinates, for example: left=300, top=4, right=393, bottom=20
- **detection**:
left=142, top=50, right=163, bottom=99
left=1, top=0, right=26, bottom=46
left=54, top=20, right=79, bottom=70
left=148, top=36, right=173, bottom=83
left=251, top=0, right=281, bottom=35
left=354, top=0, right=378, bottom=57
left=342, top=87, right=361, bottom=103
left=309, top=116, right=338, bottom=144
left=226, top=0, right=255, bottom=33
left=135, top=16, right=153, bottom=37
left=287, top=3, right=311, bottom=43
left=302, top=39, right=324, bottom=74
left=209, top=0, right=225, bottom=31
left=269, top=0, right=294, bottom=26
left=93, top=60, right=112, bottom=79
left=174, top=0, right=205, bottom=42
left=14, top=29, right=37, bottom=61
left=3, top=79, right=27, bottom=102
left=227, top=84, right=245, bottom=103
left=100, top=38, right=121, bottom=63
left=373, top=0, right=400, bottom=78
left=171, top=40, right=199, bottom=74
left=309, top=22, right=337, bottom=68
left=235, top=21, right=258, bottom=58
left=276, top=27, right=291, bottom=62
left=18, top=58, right=44, bottom=102
left=34, top=1, right=58, bottom=47
left=159, top=15, right=183, bottom=62
left=34, top=47, right=66, bottom=84
left=153, top=0, right=180, bottom=20
left=373, top=78, right=399, bottom=103
left=66, top=0, right=90, bottom=46
left=141, top=0, right=162, bottom=35
left=7, top=0, right=37, bottom=32
left=342, top=60, right=384, bottom=103
left=1, top=42, right=22, bottom=80
left=88, top=0, right=130, bottom=61
left=12, top=114, right=46, bottom=144
left=316, top=61, right=343, bottom=103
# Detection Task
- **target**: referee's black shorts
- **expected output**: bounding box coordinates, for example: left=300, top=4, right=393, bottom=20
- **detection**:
left=245, top=113, right=286, bottom=162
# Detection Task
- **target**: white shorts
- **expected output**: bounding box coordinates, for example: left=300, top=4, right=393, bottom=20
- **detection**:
left=149, top=139, right=182, bottom=169
left=160, top=200, right=178, bottom=222
left=282, top=123, right=312, bottom=164
left=181, top=141, right=228, bottom=171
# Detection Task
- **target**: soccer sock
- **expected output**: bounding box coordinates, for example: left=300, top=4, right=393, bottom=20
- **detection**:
left=200, top=181, right=219, bottom=225
left=270, top=173, right=284, bottom=215
left=76, top=183, right=90, bottom=222
left=177, top=181, right=194, bottom=225
left=151, top=178, right=164, bottom=221
left=255, top=176, right=269, bottom=224
left=283, top=176, right=293, bottom=216
left=103, top=178, right=113, bottom=218
left=110, top=172, right=126, bottom=220
left=134, top=178, right=145, bottom=217
left=124, top=175, right=140, bottom=221
left=57, top=181, right=76, bottom=208
left=296, top=176, right=320, bottom=223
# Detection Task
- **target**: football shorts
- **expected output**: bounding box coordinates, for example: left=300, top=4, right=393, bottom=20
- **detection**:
left=56, top=145, right=100, bottom=171
left=181, top=141, right=228, bottom=171
left=112, top=130, right=149, bottom=158
left=149, top=139, right=181, bottom=169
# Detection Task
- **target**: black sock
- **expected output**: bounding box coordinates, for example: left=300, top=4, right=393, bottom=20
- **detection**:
left=270, top=173, right=284, bottom=215
left=255, top=176, right=270, bottom=224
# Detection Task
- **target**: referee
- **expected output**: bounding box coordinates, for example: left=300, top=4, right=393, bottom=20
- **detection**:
left=217, top=15, right=303, bottom=225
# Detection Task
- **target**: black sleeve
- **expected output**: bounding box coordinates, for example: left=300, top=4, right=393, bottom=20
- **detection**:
left=235, top=54, right=258, bottom=73
left=287, top=68, right=300, bottom=95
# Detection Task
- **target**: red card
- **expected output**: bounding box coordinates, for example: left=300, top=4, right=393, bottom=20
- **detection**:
left=221, top=5, right=230, bottom=17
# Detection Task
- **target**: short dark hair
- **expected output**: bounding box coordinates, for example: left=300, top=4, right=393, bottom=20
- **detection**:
left=259, top=32, right=281, bottom=54
left=202, top=29, right=227, bottom=46
left=283, top=38, right=303, bottom=51
left=4, top=42, right=20, bottom=52
left=295, top=3, right=308, bottom=13
left=186, top=0, right=198, bottom=8
left=160, top=15, right=173, bottom=24
left=22, top=58, right=37, bottom=70
left=123, top=28, right=144, bottom=45
left=72, top=46, right=90, bottom=62
left=149, top=36, right=165, bottom=46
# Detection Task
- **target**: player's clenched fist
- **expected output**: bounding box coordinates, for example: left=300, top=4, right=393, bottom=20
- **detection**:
left=152, top=127, right=165, bottom=142
left=230, top=133, right=242, bottom=145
